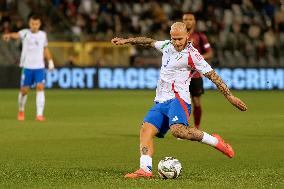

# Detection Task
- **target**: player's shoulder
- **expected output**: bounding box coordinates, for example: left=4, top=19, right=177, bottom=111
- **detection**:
left=154, top=40, right=171, bottom=50
left=18, top=28, right=30, bottom=39
left=37, top=30, right=48, bottom=40
left=158, top=40, right=171, bottom=47
left=20, top=28, right=29, bottom=32
left=19, top=28, right=30, bottom=34
left=188, top=41, right=197, bottom=51
left=38, top=30, right=47, bottom=35
left=162, top=40, right=171, bottom=49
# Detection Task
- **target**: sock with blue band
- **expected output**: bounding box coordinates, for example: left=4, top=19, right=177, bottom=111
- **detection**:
left=140, top=155, right=152, bottom=173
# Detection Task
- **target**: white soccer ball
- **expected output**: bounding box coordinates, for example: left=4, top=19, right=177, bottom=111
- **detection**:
left=157, top=157, right=182, bottom=179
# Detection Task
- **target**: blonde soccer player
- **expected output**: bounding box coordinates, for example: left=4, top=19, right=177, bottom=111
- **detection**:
left=112, top=22, right=247, bottom=178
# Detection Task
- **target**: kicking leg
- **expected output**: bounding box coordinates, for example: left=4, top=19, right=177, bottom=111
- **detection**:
left=170, top=124, right=234, bottom=158
left=125, top=122, right=158, bottom=178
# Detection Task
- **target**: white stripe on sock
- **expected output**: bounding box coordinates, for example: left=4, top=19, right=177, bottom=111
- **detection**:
left=201, top=132, right=218, bottom=147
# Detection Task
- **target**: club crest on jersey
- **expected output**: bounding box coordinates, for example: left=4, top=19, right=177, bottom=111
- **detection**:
left=175, top=54, right=183, bottom=61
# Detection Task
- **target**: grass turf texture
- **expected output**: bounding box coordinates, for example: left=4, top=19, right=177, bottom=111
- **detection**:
left=0, top=89, right=283, bottom=189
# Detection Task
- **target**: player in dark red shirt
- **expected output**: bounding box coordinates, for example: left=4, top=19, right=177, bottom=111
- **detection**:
left=183, top=12, right=213, bottom=129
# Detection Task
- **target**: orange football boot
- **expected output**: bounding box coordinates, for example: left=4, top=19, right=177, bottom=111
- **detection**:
left=17, top=111, right=25, bottom=121
left=212, top=134, right=235, bottom=158
left=124, top=168, right=152, bottom=179
left=36, top=115, right=45, bottom=122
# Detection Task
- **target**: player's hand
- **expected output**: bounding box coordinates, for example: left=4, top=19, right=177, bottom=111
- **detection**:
left=227, top=95, right=247, bottom=111
left=111, top=37, right=128, bottom=45
left=2, top=34, right=10, bottom=42
left=48, top=60, right=55, bottom=71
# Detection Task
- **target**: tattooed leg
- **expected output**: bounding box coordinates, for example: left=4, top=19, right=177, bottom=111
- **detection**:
left=140, top=122, right=158, bottom=157
left=170, top=123, right=221, bottom=150
left=170, top=124, right=203, bottom=141
left=170, top=124, right=235, bottom=158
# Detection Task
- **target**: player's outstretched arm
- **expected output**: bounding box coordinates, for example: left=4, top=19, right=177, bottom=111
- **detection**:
left=111, top=37, right=156, bottom=47
left=2, top=32, right=20, bottom=42
left=204, top=70, right=248, bottom=111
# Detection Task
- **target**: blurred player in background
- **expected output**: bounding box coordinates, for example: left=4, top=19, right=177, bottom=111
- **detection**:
left=2, top=13, right=54, bottom=121
left=112, top=22, right=247, bottom=179
left=183, top=12, right=213, bottom=129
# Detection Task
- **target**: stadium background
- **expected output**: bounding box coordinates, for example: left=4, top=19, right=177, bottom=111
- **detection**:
left=0, top=1, right=283, bottom=189
left=0, top=0, right=284, bottom=89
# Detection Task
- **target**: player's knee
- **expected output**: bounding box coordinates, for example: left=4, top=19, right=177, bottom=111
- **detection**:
left=36, top=83, right=45, bottom=91
left=194, top=101, right=201, bottom=107
left=20, top=87, right=29, bottom=95
left=170, top=124, right=196, bottom=140
left=140, top=124, right=147, bottom=135
left=140, top=122, right=158, bottom=137
left=192, top=97, right=201, bottom=107
left=170, top=124, right=185, bottom=138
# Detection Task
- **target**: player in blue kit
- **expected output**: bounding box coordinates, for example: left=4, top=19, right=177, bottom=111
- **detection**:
left=112, top=22, right=247, bottom=179
left=2, top=13, right=54, bottom=121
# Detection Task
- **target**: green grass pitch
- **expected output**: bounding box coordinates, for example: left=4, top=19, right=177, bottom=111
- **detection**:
left=0, top=89, right=283, bottom=189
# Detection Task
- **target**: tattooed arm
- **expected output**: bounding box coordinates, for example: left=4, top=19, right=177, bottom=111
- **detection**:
left=204, top=70, right=232, bottom=97
left=111, top=37, right=156, bottom=47
left=204, top=70, right=247, bottom=111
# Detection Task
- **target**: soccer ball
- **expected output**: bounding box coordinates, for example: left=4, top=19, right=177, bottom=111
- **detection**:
left=157, top=157, right=182, bottom=179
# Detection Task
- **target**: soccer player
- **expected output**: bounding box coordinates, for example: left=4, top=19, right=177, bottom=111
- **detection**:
left=111, top=22, right=247, bottom=179
left=183, top=12, right=213, bottom=129
left=2, top=13, right=54, bottom=121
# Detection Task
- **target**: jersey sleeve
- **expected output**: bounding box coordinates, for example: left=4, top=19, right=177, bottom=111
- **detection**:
left=18, top=29, right=28, bottom=40
left=154, top=40, right=170, bottom=52
left=200, top=33, right=212, bottom=53
left=189, top=45, right=212, bottom=75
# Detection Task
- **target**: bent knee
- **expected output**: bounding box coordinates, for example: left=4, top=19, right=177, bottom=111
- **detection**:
left=192, top=97, right=201, bottom=106
left=170, top=124, right=185, bottom=138
left=140, top=122, right=159, bottom=136
left=20, top=87, right=29, bottom=95
left=36, top=83, right=45, bottom=91
left=170, top=124, right=197, bottom=140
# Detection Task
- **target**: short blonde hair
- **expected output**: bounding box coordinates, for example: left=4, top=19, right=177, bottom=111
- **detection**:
left=170, top=22, right=187, bottom=33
